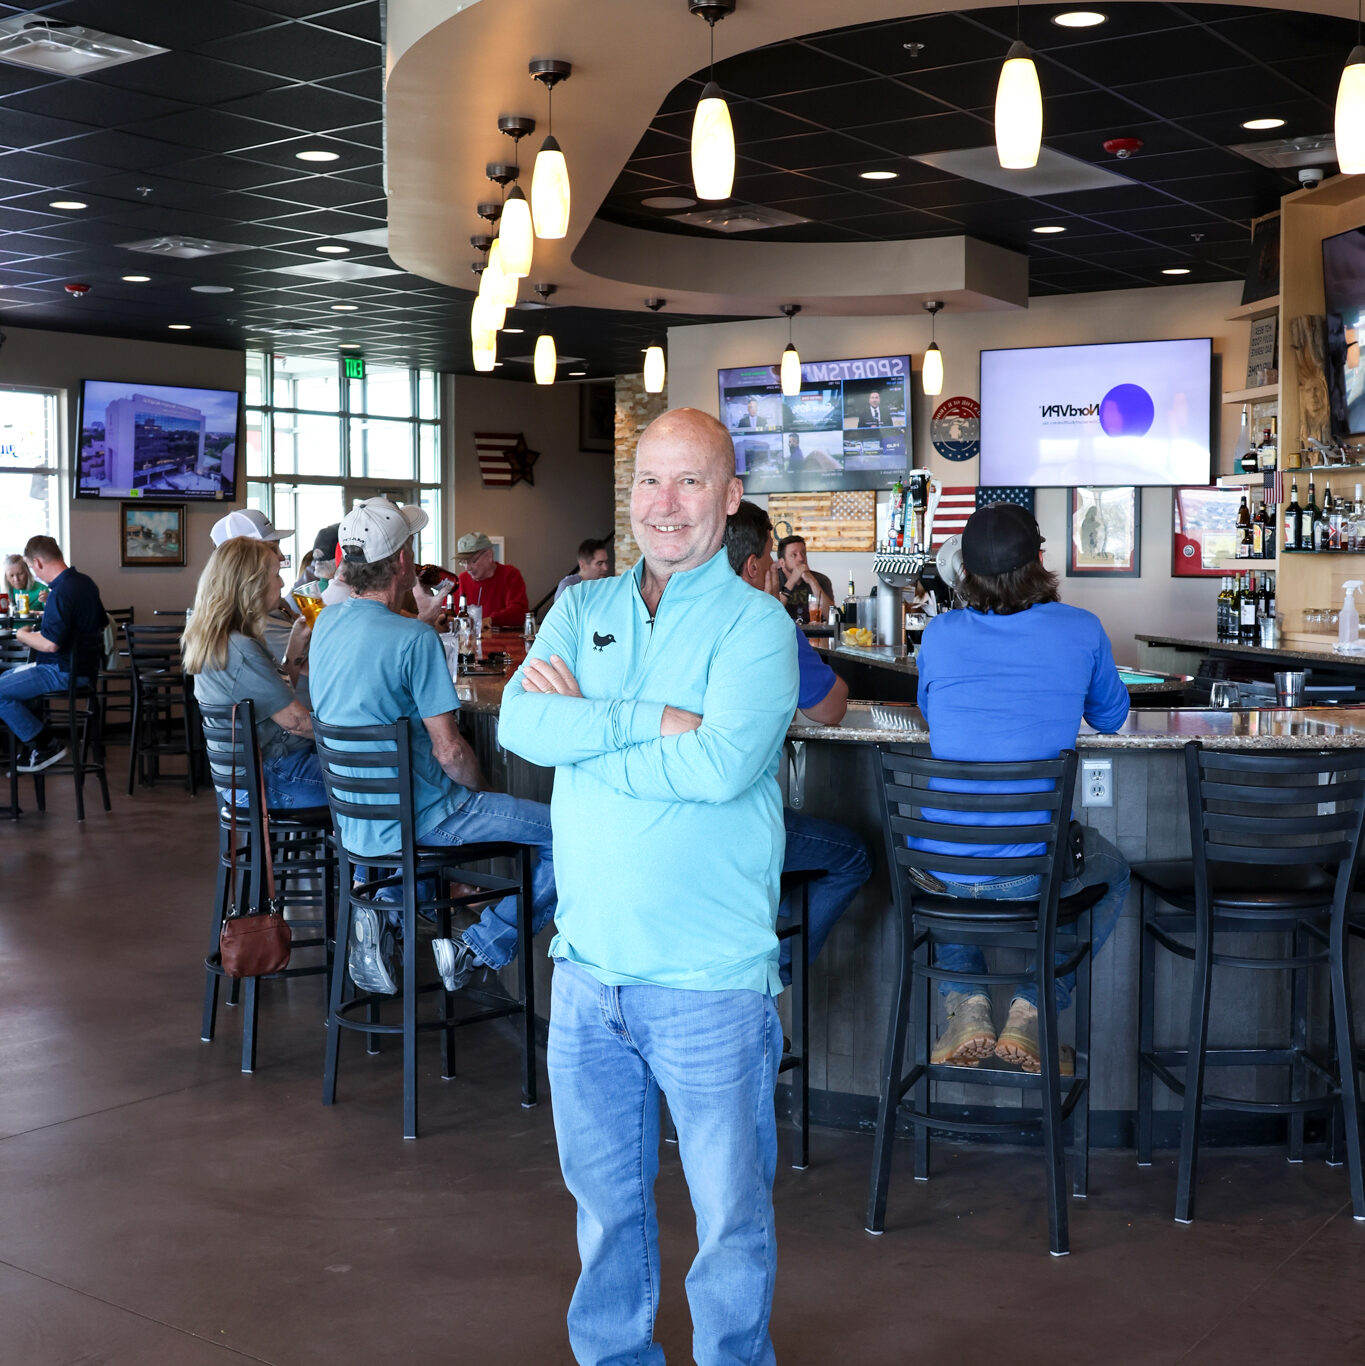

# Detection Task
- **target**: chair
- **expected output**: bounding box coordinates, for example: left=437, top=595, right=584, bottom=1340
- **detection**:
left=30, top=634, right=111, bottom=822
left=197, top=700, right=337, bottom=1073
left=867, top=746, right=1105, bottom=1256
left=125, top=622, right=201, bottom=794
left=0, top=635, right=29, bottom=820
left=1132, top=743, right=1365, bottom=1223
left=98, top=607, right=134, bottom=737
left=313, top=716, right=538, bottom=1139
left=777, top=867, right=826, bottom=1171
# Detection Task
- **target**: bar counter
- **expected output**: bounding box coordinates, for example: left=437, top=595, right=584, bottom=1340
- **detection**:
left=1136, top=631, right=1365, bottom=669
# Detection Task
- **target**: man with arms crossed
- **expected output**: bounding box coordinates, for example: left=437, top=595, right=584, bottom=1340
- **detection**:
left=499, top=408, right=797, bottom=1366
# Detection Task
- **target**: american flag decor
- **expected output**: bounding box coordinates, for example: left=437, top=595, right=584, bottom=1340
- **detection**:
left=930, top=484, right=1036, bottom=549
left=474, top=431, right=538, bottom=488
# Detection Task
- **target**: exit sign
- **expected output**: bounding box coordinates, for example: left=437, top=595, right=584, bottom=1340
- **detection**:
left=343, top=355, right=365, bottom=379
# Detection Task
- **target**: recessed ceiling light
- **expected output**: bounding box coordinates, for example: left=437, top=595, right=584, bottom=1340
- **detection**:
left=859, top=170, right=899, bottom=181
left=122, top=274, right=151, bottom=282
left=1032, top=224, right=1066, bottom=234
left=1052, top=11, right=1107, bottom=27
left=331, top=303, right=358, bottom=311
left=641, top=195, right=698, bottom=210
left=339, top=342, right=361, bottom=348
left=1162, top=267, right=1191, bottom=276
left=569, top=371, right=587, bottom=376
left=50, top=200, right=86, bottom=210
left=1241, top=117, right=1286, bottom=131
left=191, top=284, right=233, bottom=294
left=493, top=361, right=504, bottom=367
left=296, top=149, right=340, bottom=162
left=316, top=244, right=350, bottom=254
left=168, top=323, right=191, bottom=330
left=501, top=326, right=525, bottom=334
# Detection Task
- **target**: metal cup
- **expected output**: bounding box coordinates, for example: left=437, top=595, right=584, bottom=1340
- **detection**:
left=1275, top=670, right=1306, bottom=708
left=1209, top=681, right=1239, bottom=709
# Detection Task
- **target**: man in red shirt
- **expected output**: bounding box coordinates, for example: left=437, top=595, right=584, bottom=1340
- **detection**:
left=456, top=531, right=529, bottom=629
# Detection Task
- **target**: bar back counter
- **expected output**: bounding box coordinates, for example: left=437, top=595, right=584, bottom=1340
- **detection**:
left=458, top=637, right=1365, bottom=1150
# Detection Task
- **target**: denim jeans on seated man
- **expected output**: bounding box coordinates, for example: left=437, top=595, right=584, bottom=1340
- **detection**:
left=933, top=824, right=1130, bottom=1012
left=778, top=809, right=872, bottom=986
left=216, top=748, right=329, bottom=812
left=548, top=958, right=782, bottom=1366
left=0, top=661, right=72, bottom=744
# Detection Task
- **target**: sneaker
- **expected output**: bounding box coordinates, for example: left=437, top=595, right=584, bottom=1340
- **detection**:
left=17, top=739, right=66, bottom=773
left=931, top=992, right=996, bottom=1066
left=347, top=904, right=397, bottom=995
left=432, top=936, right=479, bottom=993
left=994, top=998, right=1075, bottom=1076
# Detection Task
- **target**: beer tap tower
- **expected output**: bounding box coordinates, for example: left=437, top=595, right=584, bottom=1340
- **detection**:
left=873, top=471, right=940, bottom=655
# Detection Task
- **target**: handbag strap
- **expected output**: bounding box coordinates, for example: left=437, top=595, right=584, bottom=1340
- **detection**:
left=225, top=702, right=278, bottom=910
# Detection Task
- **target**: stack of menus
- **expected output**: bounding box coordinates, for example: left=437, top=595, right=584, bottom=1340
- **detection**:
left=719, top=353, right=911, bottom=493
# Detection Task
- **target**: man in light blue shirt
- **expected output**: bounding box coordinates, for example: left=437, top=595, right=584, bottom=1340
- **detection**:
left=499, top=409, right=797, bottom=1366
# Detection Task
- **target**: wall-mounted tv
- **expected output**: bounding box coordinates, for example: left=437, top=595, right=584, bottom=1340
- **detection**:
left=1323, top=225, right=1365, bottom=439
left=979, top=337, right=1213, bottom=487
left=718, top=353, right=911, bottom=492
left=75, top=379, right=242, bottom=500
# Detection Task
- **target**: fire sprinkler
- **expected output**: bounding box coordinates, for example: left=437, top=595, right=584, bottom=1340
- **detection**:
left=1103, top=137, right=1143, bottom=159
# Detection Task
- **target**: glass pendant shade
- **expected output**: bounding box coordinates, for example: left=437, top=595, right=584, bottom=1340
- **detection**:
left=643, top=343, right=666, bottom=394
left=485, top=240, right=519, bottom=308
left=691, top=81, right=735, bottom=201
left=1337, top=46, right=1365, bottom=174
left=471, top=292, right=504, bottom=337
left=531, top=135, right=571, bottom=239
left=995, top=42, right=1043, bottom=169
left=498, top=187, right=534, bottom=276
left=534, top=332, right=557, bottom=385
left=780, top=342, right=802, bottom=397
left=922, top=343, right=944, bottom=397
left=472, top=338, right=497, bottom=372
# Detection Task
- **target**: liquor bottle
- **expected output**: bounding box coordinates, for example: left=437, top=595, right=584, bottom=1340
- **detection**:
left=1266, top=572, right=1276, bottom=624
left=1240, top=571, right=1259, bottom=644
left=1252, top=499, right=1268, bottom=558
left=843, top=574, right=857, bottom=627
left=1263, top=495, right=1275, bottom=554
left=1259, top=420, right=1278, bottom=471
left=1285, top=478, right=1302, bottom=551
left=1305, top=477, right=1321, bottom=551
left=1236, top=495, right=1252, bottom=559
left=1218, top=576, right=1233, bottom=639
left=1325, top=482, right=1340, bottom=550
left=1240, top=440, right=1259, bottom=475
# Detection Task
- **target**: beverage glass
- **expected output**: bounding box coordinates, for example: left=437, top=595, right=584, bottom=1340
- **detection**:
left=1209, top=681, right=1239, bottom=709
left=457, top=618, right=473, bottom=658
left=466, top=603, right=483, bottom=644
left=291, top=590, right=325, bottom=626
left=523, top=612, right=536, bottom=643
left=1275, top=671, right=1306, bottom=707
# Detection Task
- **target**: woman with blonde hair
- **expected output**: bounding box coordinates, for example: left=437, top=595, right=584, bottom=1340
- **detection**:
left=183, top=536, right=323, bottom=808
left=5, top=552, right=46, bottom=606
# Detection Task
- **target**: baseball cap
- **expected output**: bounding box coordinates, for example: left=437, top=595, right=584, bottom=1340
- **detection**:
left=209, top=508, right=292, bottom=546
left=311, top=523, right=340, bottom=561
left=456, top=531, right=494, bottom=559
left=339, top=497, right=428, bottom=564
left=961, top=502, right=1044, bottom=577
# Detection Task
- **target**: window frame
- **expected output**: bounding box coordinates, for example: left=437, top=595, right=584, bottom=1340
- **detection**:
left=0, top=382, right=68, bottom=551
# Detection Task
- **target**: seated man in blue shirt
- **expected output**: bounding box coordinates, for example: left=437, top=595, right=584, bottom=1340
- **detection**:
left=724, top=501, right=872, bottom=982
left=916, top=502, right=1131, bottom=1072
left=1, top=535, right=106, bottom=772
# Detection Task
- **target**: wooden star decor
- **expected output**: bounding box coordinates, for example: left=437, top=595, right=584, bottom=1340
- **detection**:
left=473, top=431, right=540, bottom=487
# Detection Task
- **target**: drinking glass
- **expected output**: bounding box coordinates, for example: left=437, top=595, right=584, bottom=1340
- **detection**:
left=292, top=591, right=325, bottom=626
left=1209, top=681, right=1239, bottom=709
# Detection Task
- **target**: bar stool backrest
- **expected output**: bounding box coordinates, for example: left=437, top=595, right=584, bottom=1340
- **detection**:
left=124, top=622, right=185, bottom=672
left=877, top=746, right=1079, bottom=919
left=1183, top=741, right=1365, bottom=900
left=0, top=637, right=29, bottom=670
left=198, top=698, right=267, bottom=829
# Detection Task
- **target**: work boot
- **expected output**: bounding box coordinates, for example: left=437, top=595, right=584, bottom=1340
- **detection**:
left=994, top=998, right=1075, bottom=1076
left=930, top=992, right=996, bottom=1065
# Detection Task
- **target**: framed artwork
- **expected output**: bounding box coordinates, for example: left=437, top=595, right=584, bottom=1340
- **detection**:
left=1068, top=486, right=1140, bottom=577
left=579, top=380, right=615, bottom=453
left=1172, top=486, right=1243, bottom=577
left=1240, top=211, right=1281, bottom=306
left=120, top=502, right=185, bottom=567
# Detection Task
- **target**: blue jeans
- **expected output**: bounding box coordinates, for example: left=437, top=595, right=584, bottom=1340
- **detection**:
left=934, top=825, right=1129, bottom=1012
left=778, top=809, right=871, bottom=986
left=418, top=790, right=557, bottom=971
left=0, top=661, right=67, bottom=743
left=217, top=748, right=328, bottom=810
left=548, top=959, right=781, bottom=1366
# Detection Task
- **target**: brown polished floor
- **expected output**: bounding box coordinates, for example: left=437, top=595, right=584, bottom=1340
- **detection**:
left=3, top=767, right=1364, bottom=1366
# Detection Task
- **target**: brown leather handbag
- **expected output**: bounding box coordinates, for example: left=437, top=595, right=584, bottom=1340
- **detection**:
left=219, top=707, right=292, bottom=979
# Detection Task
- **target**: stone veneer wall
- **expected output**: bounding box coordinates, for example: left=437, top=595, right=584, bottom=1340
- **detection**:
left=613, top=372, right=667, bottom=573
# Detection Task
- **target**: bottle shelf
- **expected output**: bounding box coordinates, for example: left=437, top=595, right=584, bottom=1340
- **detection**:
left=1226, top=295, right=1280, bottom=322
left=1217, top=472, right=1278, bottom=488
left=1281, top=547, right=1365, bottom=554
left=1222, top=383, right=1279, bottom=405
left=1213, top=558, right=1279, bottom=570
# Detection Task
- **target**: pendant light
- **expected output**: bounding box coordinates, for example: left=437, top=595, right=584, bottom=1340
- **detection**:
left=1337, top=1, right=1365, bottom=174
left=643, top=298, right=667, bottom=394
left=688, top=1, right=737, bottom=201
left=486, top=238, right=520, bottom=309
left=496, top=115, right=536, bottom=276
left=995, top=1, right=1042, bottom=169
left=472, top=337, right=497, bottom=372
left=921, top=300, right=944, bottom=397
left=529, top=60, right=572, bottom=239
left=779, top=303, right=802, bottom=397
left=533, top=283, right=558, bottom=385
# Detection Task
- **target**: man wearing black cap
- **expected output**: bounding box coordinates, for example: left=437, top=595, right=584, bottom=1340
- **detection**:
left=914, top=501, right=1131, bottom=1072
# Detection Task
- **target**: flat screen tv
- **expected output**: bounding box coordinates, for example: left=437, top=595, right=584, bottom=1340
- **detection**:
left=718, top=353, right=911, bottom=492
left=1323, top=225, right=1365, bottom=439
left=979, top=337, right=1213, bottom=487
left=75, top=379, right=241, bottom=500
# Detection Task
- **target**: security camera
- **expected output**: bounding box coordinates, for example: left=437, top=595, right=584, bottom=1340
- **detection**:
left=1299, top=166, right=1326, bottom=187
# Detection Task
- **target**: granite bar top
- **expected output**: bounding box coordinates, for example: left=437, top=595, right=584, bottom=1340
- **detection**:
left=1136, top=632, right=1365, bottom=669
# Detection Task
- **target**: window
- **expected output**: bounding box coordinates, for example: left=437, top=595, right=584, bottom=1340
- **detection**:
left=245, top=353, right=443, bottom=566
left=0, top=387, right=64, bottom=560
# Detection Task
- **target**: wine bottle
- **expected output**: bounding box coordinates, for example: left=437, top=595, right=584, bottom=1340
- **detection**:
left=1305, top=478, right=1321, bottom=551
left=1285, top=479, right=1302, bottom=551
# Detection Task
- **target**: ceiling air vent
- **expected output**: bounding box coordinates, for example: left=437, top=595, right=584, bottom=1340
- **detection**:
left=668, top=205, right=811, bottom=233
left=1228, top=135, right=1337, bottom=170
left=0, top=17, right=167, bottom=75
left=119, top=236, right=249, bottom=259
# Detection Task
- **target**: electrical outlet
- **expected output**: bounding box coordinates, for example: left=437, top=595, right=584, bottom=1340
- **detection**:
left=1081, top=758, right=1112, bottom=808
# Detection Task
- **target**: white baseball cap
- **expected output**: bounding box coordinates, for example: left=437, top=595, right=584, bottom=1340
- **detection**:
left=210, top=508, right=293, bottom=546
left=339, top=497, right=428, bottom=564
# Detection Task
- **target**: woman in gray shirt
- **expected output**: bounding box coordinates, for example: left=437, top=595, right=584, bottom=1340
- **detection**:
left=183, top=537, right=324, bottom=808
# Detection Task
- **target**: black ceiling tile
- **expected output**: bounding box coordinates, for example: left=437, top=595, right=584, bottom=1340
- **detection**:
left=621, top=150, right=694, bottom=185
left=741, top=129, right=892, bottom=172
left=52, top=0, right=278, bottom=48
left=252, top=207, right=386, bottom=237
left=937, top=199, right=1062, bottom=234
left=242, top=135, right=381, bottom=174
left=0, top=64, right=59, bottom=100
left=1179, top=103, right=1334, bottom=147
left=711, top=42, right=870, bottom=100
left=0, top=204, right=61, bottom=232
left=1016, top=5, right=1192, bottom=51
left=158, top=154, right=315, bottom=191
left=317, top=67, right=383, bottom=103
left=196, top=24, right=378, bottom=83
left=1082, top=26, right=1267, bottom=82
left=0, top=108, right=99, bottom=149
left=1202, top=195, right=1278, bottom=220
left=1112, top=70, right=1306, bottom=122
left=904, top=178, right=1012, bottom=211
left=46, top=129, right=206, bottom=172
left=650, top=101, right=816, bottom=146
left=762, top=78, right=944, bottom=129
left=1046, top=121, right=1204, bottom=162
left=1033, top=88, right=1156, bottom=139
left=824, top=206, right=958, bottom=238
left=606, top=168, right=675, bottom=197
left=87, top=53, right=281, bottom=104
left=256, top=174, right=383, bottom=210
left=805, top=14, right=1007, bottom=78
left=843, top=111, right=992, bottom=158
left=627, top=126, right=691, bottom=162
left=761, top=189, right=878, bottom=220
left=1108, top=147, right=1250, bottom=184
left=655, top=77, right=708, bottom=118
left=120, top=107, right=288, bottom=154
left=218, top=83, right=377, bottom=135
left=322, top=120, right=382, bottom=149
left=1045, top=181, right=1176, bottom=214
left=3, top=79, right=188, bottom=127
left=917, top=56, right=1089, bottom=112
left=1209, top=11, right=1354, bottom=66
left=1089, top=204, right=1226, bottom=232
left=306, top=4, right=382, bottom=42
left=1141, top=219, right=1251, bottom=247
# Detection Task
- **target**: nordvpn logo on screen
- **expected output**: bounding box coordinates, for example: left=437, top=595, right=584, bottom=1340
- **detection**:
left=1098, top=383, right=1155, bottom=438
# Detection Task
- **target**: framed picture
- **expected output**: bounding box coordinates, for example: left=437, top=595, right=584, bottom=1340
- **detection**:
left=120, top=502, right=185, bottom=567
left=579, top=379, right=615, bottom=453
left=1173, top=486, right=1243, bottom=577
left=1067, top=486, right=1140, bottom=577
left=1241, top=210, right=1281, bottom=306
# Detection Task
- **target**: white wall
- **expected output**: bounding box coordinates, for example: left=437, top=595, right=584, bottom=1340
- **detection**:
left=666, top=281, right=1249, bottom=664
left=451, top=376, right=614, bottom=607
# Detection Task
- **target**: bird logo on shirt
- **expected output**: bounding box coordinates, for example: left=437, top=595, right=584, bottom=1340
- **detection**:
left=592, top=632, right=616, bottom=651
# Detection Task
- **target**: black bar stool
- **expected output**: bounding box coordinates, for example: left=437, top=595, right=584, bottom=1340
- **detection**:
left=778, top=867, right=826, bottom=1171
left=98, top=607, right=134, bottom=737
left=0, top=636, right=30, bottom=820
left=197, top=700, right=337, bottom=1073
left=31, top=635, right=111, bottom=822
left=126, top=622, right=201, bottom=794
left=313, top=716, right=538, bottom=1140
left=867, top=746, right=1105, bottom=1257
left=1132, top=742, right=1365, bottom=1223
